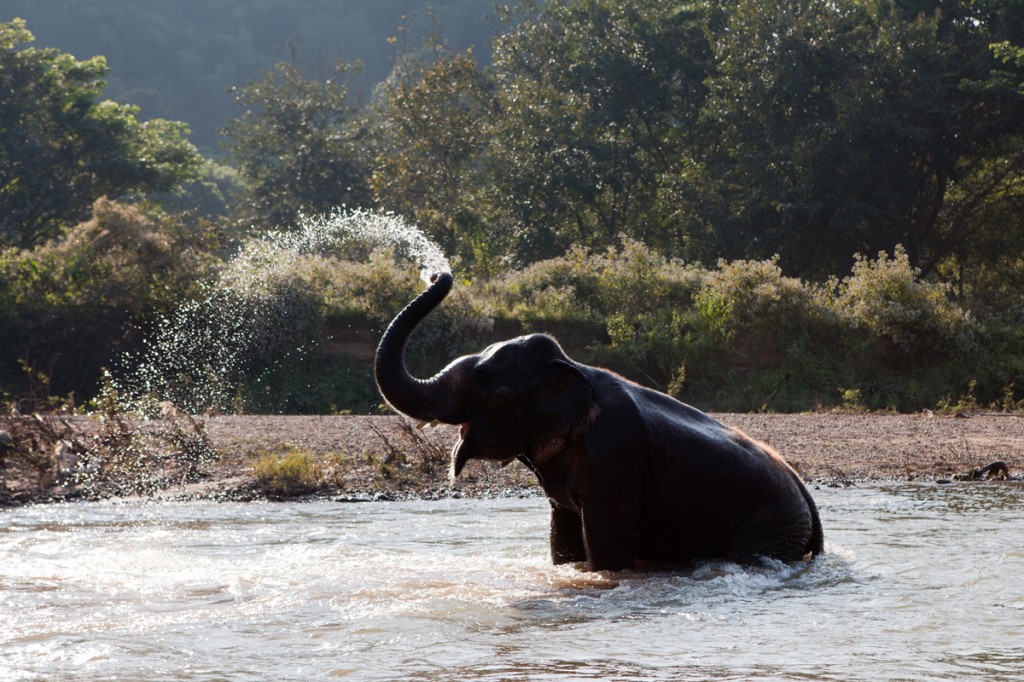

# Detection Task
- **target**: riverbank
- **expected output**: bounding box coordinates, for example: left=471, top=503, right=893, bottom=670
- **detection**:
left=2, top=412, right=1022, bottom=506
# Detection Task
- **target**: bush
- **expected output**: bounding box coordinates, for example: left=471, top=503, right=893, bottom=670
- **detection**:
left=480, top=239, right=704, bottom=323
left=663, top=258, right=832, bottom=407
left=7, top=204, right=1017, bottom=414
left=479, top=244, right=603, bottom=322
left=468, top=243, right=994, bottom=412
left=597, top=241, right=706, bottom=383
left=0, top=199, right=220, bottom=400
left=595, top=239, right=706, bottom=320
left=240, top=247, right=494, bottom=379
left=252, top=447, right=321, bottom=497
left=697, top=257, right=833, bottom=342
left=835, top=246, right=976, bottom=360
left=477, top=239, right=705, bottom=378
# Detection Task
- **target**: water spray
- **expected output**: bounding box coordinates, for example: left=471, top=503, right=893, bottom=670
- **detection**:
left=108, top=209, right=451, bottom=415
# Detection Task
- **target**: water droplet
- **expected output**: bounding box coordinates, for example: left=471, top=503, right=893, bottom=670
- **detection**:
left=107, top=209, right=449, bottom=414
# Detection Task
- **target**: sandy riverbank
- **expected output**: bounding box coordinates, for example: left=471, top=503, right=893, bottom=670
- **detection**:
left=3, top=412, right=1021, bottom=506
left=185, top=411, right=1024, bottom=499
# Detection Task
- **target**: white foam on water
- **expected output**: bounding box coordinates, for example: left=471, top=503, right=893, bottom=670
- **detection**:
left=4, top=490, right=1024, bottom=680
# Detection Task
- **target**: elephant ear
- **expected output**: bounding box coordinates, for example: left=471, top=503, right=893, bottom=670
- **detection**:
left=525, top=359, right=594, bottom=446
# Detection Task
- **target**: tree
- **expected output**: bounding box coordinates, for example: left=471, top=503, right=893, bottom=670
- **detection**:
left=702, top=0, right=1024, bottom=277
left=363, top=0, right=1024, bottom=283
left=485, top=0, right=712, bottom=263
left=0, top=19, right=202, bottom=248
left=223, top=58, right=373, bottom=230
left=371, top=47, right=499, bottom=269
left=0, top=198, right=219, bottom=398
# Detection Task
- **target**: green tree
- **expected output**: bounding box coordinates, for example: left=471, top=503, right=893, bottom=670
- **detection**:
left=485, top=0, right=712, bottom=263
left=702, top=0, right=1024, bottom=277
left=223, top=58, right=373, bottom=230
left=0, top=19, right=202, bottom=248
left=371, top=47, right=498, bottom=268
left=0, top=198, right=219, bottom=398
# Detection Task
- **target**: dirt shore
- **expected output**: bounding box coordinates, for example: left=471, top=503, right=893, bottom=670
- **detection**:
left=197, top=411, right=1023, bottom=496
left=3, top=412, right=1022, bottom=506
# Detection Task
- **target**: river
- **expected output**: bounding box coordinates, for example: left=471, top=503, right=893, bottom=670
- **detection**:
left=2, top=484, right=1022, bottom=681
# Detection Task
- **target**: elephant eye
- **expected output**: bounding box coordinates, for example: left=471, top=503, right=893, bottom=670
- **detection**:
left=472, top=367, right=494, bottom=389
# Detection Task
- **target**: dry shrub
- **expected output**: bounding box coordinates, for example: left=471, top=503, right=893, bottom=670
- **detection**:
left=0, top=408, right=218, bottom=502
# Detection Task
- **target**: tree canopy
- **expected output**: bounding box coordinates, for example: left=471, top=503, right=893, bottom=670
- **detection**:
left=0, top=19, right=202, bottom=248
left=223, top=59, right=372, bottom=230
left=363, top=0, right=1024, bottom=282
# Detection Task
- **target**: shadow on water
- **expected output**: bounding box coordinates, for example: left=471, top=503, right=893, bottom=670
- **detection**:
left=413, top=551, right=862, bottom=682
left=889, top=480, right=1024, bottom=514
left=396, top=486, right=1023, bottom=682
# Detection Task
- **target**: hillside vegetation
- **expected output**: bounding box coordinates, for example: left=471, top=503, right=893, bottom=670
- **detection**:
left=3, top=0, right=496, bottom=152
left=1, top=1, right=1023, bottom=416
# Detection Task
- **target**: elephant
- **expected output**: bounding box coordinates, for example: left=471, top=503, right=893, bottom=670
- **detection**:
left=374, top=272, right=824, bottom=571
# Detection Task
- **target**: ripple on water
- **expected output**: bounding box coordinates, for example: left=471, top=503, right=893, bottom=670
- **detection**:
left=2, top=487, right=1023, bottom=681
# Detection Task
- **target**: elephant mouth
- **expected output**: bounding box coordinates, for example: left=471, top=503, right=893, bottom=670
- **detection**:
left=449, top=422, right=521, bottom=478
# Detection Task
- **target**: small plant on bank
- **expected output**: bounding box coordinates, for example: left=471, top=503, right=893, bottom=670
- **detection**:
left=837, top=388, right=868, bottom=413
left=1000, top=383, right=1024, bottom=412
left=252, top=447, right=321, bottom=497
left=935, top=379, right=982, bottom=414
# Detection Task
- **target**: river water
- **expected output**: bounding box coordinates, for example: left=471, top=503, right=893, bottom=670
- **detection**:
left=2, top=484, right=1022, bottom=681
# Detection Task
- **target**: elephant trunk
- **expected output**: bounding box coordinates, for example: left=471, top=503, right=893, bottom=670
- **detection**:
left=374, top=272, right=465, bottom=423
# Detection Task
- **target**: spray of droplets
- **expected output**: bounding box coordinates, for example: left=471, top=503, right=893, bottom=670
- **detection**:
left=108, top=209, right=451, bottom=415
left=273, top=208, right=451, bottom=280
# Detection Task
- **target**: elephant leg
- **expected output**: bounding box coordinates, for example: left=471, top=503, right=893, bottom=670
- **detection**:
left=549, top=503, right=586, bottom=564
left=727, top=503, right=814, bottom=563
left=580, top=505, right=639, bottom=571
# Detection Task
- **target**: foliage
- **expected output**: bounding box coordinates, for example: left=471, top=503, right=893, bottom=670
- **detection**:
left=0, top=199, right=221, bottom=398
left=479, top=239, right=703, bottom=323
left=471, top=244, right=1013, bottom=412
left=482, top=0, right=712, bottom=264
left=262, top=248, right=493, bottom=371
left=696, top=257, right=832, bottom=348
left=835, top=246, right=976, bottom=360
left=223, top=59, right=373, bottom=230
left=705, top=0, right=1024, bottom=277
left=362, top=0, right=1024, bottom=280
left=154, top=158, right=246, bottom=228
left=248, top=354, right=380, bottom=415
left=0, top=20, right=203, bottom=248
left=371, top=48, right=499, bottom=269
left=4, top=3, right=1024, bottom=414
left=7, top=2, right=1024, bottom=279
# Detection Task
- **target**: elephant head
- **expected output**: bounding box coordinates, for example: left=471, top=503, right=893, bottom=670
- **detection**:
left=374, top=272, right=593, bottom=477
